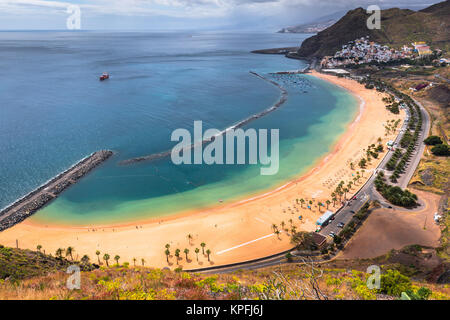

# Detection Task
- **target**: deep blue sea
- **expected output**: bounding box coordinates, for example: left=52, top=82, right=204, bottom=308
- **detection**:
left=0, top=31, right=358, bottom=225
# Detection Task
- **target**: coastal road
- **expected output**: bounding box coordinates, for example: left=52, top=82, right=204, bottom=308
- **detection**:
left=395, top=98, right=430, bottom=189
left=187, top=84, right=431, bottom=274
left=319, top=94, right=430, bottom=239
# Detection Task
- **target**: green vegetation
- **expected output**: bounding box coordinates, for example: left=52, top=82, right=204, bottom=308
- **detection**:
left=290, top=231, right=317, bottom=251
left=375, top=172, right=418, bottom=207
left=363, top=76, right=424, bottom=183
left=0, top=243, right=448, bottom=300
left=386, top=102, right=400, bottom=114
left=402, top=287, right=433, bottom=300
left=424, top=135, right=443, bottom=145
left=297, top=2, right=450, bottom=58
left=0, top=244, right=94, bottom=281
left=431, top=144, right=450, bottom=156
left=379, top=269, right=411, bottom=296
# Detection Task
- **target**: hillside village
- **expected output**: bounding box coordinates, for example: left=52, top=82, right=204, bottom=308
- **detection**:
left=320, top=37, right=444, bottom=68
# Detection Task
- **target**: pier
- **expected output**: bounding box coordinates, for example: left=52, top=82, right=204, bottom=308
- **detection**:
left=0, top=150, right=113, bottom=231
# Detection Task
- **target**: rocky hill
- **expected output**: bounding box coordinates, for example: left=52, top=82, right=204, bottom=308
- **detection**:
left=297, top=0, right=450, bottom=58
left=0, top=244, right=95, bottom=281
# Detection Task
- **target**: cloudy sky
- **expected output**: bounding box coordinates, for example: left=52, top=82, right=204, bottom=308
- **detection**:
left=0, top=0, right=443, bottom=30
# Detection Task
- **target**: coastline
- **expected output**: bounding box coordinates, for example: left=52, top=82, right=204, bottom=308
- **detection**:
left=0, top=72, right=404, bottom=269
left=24, top=72, right=360, bottom=230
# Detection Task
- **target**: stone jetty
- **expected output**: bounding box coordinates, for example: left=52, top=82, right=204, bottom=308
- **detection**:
left=119, top=71, right=288, bottom=165
left=0, top=150, right=113, bottom=231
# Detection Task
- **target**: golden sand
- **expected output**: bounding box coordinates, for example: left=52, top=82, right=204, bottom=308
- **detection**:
left=0, top=71, right=404, bottom=269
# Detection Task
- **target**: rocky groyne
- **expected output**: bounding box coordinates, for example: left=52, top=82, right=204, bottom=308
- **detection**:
left=251, top=47, right=299, bottom=55
left=119, top=72, right=288, bottom=165
left=0, top=150, right=113, bottom=231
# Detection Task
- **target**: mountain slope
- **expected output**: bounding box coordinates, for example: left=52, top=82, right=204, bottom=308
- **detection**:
left=297, top=1, right=450, bottom=58
left=278, top=10, right=345, bottom=34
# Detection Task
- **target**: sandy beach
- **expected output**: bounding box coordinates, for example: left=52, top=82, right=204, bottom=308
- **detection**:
left=0, top=71, right=405, bottom=269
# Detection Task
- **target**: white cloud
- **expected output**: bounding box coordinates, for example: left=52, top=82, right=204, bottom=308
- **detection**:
left=0, top=0, right=442, bottom=29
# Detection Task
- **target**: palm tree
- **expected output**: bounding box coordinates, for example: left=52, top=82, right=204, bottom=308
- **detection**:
left=36, top=245, right=42, bottom=252
left=195, top=248, right=200, bottom=261
left=206, top=249, right=211, bottom=262
left=187, top=234, right=193, bottom=245
left=200, top=243, right=206, bottom=254
left=184, top=248, right=189, bottom=261
left=165, top=243, right=170, bottom=250
left=56, top=248, right=64, bottom=259
left=288, top=219, right=293, bottom=226
left=343, top=188, right=349, bottom=200
left=95, top=250, right=101, bottom=264
left=66, top=246, right=74, bottom=260
left=133, top=257, right=137, bottom=267
left=81, top=255, right=90, bottom=264
left=165, top=249, right=170, bottom=263
left=308, top=200, right=313, bottom=210
left=114, top=255, right=120, bottom=266
left=299, top=198, right=305, bottom=208
left=280, top=221, right=286, bottom=230
left=326, top=200, right=331, bottom=210
left=103, top=253, right=110, bottom=267
left=361, top=169, right=365, bottom=178
left=291, top=226, right=297, bottom=234
left=175, top=249, right=180, bottom=264
left=271, top=224, right=278, bottom=233
left=141, top=258, right=145, bottom=266
left=318, top=202, right=323, bottom=213
left=275, top=230, right=281, bottom=239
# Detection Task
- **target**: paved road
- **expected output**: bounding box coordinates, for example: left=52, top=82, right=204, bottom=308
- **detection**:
left=321, top=95, right=430, bottom=238
left=395, top=98, right=430, bottom=189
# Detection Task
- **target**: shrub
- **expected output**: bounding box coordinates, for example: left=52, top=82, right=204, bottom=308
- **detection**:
left=424, top=135, right=443, bottom=145
left=431, top=144, right=449, bottom=156
left=379, top=269, right=411, bottom=297
left=404, top=287, right=432, bottom=300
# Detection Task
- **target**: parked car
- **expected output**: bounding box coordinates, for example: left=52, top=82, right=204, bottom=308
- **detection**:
left=337, top=222, right=345, bottom=228
left=350, top=210, right=355, bottom=214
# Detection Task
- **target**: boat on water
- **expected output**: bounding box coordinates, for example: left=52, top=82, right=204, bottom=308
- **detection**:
left=99, top=72, right=109, bottom=81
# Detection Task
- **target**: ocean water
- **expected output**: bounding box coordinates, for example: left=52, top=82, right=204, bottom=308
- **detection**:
left=0, top=31, right=358, bottom=226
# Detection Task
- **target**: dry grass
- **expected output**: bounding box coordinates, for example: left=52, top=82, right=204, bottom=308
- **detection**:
left=0, top=262, right=448, bottom=300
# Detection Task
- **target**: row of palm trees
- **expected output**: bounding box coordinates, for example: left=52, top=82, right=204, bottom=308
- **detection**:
left=296, top=198, right=332, bottom=213
left=164, top=243, right=211, bottom=265
left=42, top=245, right=91, bottom=265
left=37, top=244, right=127, bottom=268
left=38, top=242, right=212, bottom=269
left=271, top=220, right=299, bottom=239
left=93, top=250, right=123, bottom=267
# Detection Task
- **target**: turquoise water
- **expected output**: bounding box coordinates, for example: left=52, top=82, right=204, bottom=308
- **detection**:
left=0, top=31, right=358, bottom=226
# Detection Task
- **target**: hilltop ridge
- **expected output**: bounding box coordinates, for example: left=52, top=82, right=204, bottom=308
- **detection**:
left=297, top=1, right=450, bottom=58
